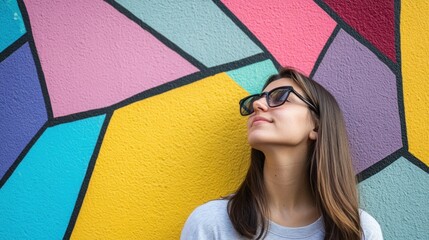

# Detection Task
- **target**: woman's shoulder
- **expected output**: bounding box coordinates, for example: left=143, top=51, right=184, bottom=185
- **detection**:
left=358, top=209, right=383, bottom=240
left=186, top=199, right=229, bottom=221
left=180, top=199, right=243, bottom=239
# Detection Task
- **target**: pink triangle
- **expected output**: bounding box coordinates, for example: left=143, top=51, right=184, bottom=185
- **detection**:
left=222, top=0, right=336, bottom=75
left=24, top=0, right=198, bottom=117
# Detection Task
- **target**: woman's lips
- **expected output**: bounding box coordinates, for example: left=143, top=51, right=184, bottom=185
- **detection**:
left=251, top=116, right=272, bottom=127
left=252, top=120, right=271, bottom=126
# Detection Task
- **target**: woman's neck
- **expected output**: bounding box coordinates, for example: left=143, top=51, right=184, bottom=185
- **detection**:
left=262, top=145, right=320, bottom=227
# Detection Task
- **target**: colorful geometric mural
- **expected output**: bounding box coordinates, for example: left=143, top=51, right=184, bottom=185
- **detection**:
left=0, top=0, right=427, bottom=239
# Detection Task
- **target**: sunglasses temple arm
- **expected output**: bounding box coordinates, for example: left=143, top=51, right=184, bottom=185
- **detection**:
left=294, top=92, right=319, bottom=114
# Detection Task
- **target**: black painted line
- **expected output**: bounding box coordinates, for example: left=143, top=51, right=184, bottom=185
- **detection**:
left=394, top=0, right=408, bottom=149
left=47, top=52, right=269, bottom=126
left=63, top=111, right=114, bottom=239
left=207, top=52, right=268, bottom=75
left=104, top=0, right=207, bottom=70
left=394, top=0, right=402, bottom=65
left=309, top=25, right=341, bottom=78
left=357, top=147, right=404, bottom=183
left=314, top=1, right=409, bottom=160
left=403, top=151, right=429, bottom=174
left=17, top=0, right=54, bottom=120
left=314, top=0, right=398, bottom=74
left=212, top=0, right=281, bottom=70
left=0, top=34, right=28, bottom=63
left=0, top=121, right=49, bottom=189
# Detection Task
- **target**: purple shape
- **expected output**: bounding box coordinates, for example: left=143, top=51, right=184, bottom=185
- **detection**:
left=0, top=43, right=47, bottom=178
left=313, top=30, right=401, bottom=173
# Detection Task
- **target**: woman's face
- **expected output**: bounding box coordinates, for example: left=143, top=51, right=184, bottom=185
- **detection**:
left=247, top=78, right=317, bottom=149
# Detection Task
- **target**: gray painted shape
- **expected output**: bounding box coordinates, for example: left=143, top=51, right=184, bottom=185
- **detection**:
left=115, top=0, right=262, bottom=67
left=359, top=157, right=429, bottom=240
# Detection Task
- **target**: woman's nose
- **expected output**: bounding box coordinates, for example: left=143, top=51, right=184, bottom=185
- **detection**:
left=252, top=96, right=269, bottom=113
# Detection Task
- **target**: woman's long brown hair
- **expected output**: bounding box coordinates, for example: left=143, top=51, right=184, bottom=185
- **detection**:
left=227, top=67, right=362, bottom=239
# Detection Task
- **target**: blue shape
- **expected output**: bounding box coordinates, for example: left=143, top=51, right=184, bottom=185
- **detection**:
left=0, top=42, right=47, bottom=179
left=115, top=0, right=262, bottom=67
left=0, top=0, right=26, bottom=52
left=359, top=157, right=429, bottom=240
left=0, top=115, right=105, bottom=239
left=227, top=59, right=278, bottom=94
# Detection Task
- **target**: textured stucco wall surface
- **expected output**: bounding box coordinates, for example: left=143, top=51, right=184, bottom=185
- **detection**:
left=0, top=0, right=428, bottom=239
left=401, top=1, right=429, bottom=166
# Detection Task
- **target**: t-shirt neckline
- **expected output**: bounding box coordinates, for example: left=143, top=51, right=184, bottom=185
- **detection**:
left=268, top=215, right=324, bottom=238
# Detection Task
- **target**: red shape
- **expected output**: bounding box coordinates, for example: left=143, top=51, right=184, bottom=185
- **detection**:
left=322, top=0, right=396, bottom=62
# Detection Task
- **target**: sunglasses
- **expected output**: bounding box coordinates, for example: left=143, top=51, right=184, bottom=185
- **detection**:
left=239, top=86, right=319, bottom=116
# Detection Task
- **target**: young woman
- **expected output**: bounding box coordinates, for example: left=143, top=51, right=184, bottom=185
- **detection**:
left=181, top=67, right=383, bottom=240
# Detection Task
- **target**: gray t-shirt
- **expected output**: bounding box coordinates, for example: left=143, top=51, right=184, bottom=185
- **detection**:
left=181, top=200, right=383, bottom=240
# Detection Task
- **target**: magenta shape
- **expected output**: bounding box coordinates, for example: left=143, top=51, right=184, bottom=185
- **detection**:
left=23, top=0, right=198, bottom=117
left=323, top=0, right=396, bottom=62
left=222, top=0, right=336, bottom=75
left=313, top=30, right=401, bottom=173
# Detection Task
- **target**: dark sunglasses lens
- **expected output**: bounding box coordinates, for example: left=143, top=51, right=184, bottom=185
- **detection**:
left=240, top=96, right=257, bottom=116
left=269, top=88, right=290, bottom=107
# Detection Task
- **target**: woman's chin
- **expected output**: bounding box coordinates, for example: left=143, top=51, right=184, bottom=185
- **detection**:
left=247, top=135, right=271, bottom=149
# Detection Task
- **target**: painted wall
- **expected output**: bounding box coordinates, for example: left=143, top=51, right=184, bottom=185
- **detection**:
left=0, top=0, right=428, bottom=239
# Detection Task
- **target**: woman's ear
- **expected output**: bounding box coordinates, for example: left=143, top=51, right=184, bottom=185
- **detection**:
left=309, top=127, right=318, bottom=140
left=309, top=116, right=319, bottom=140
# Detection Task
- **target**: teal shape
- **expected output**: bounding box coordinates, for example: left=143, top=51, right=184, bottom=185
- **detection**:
left=0, top=115, right=106, bottom=239
left=0, top=0, right=26, bottom=52
left=359, top=157, right=429, bottom=240
left=115, top=0, right=262, bottom=68
left=227, top=59, right=278, bottom=94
